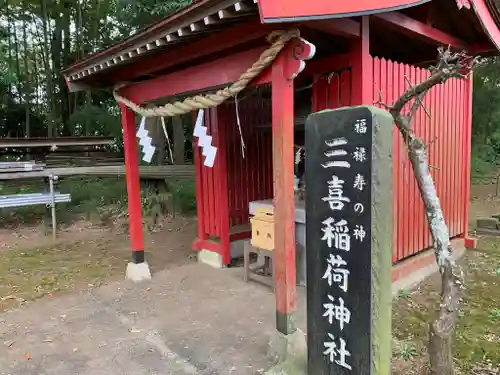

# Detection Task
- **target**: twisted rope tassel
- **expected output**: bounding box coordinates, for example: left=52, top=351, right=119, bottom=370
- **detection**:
left=113, top=29, right=300, bottom=117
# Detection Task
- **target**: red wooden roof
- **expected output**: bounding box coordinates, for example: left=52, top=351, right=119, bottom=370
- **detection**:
left=258, top=0, right=432, bottom=22
left=63, top=0, right=500, bottom=91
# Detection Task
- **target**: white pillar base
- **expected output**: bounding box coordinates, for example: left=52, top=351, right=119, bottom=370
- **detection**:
left=198, top=250, right=224, bottom=269
left=126, top=262, right=152, bottom=282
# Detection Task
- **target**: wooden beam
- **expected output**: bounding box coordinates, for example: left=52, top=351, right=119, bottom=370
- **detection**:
left=108, top=20, right=278, bottom=84
left=469, top=0, right=500, bottom=52
left=372, top=11, right=467, bottom=48
left=272, top=43, right=297, bottom=335
left=305, top=18, right=360, bottom=38
left=350, top=16, right=372, bottom=105
left=303, top=53, right=351, bottom=76
left=119, top=47, right=271, bottom=103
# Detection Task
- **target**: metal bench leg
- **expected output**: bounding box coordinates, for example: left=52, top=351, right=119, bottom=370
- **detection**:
left=49, top=175, right=57, bottom=241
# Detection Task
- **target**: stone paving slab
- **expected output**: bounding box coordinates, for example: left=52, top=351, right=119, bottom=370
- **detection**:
left=0, top=263, right=306, bottom=375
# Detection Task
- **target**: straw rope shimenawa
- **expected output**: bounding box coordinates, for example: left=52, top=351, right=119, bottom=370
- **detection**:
left=113, top=29, right=300, bottom=117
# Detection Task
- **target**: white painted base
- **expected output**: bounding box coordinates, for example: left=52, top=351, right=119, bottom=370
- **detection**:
left=198, top=250, right=224, bottom=269
left=267, top=328, right=307, bottom=363
left=126, top=262, right=152, bottom=282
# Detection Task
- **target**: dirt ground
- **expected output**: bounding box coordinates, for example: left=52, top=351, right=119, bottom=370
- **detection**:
left=469, top=181, right=500, bottom=226
left=0, top=216, right=197, bottom=312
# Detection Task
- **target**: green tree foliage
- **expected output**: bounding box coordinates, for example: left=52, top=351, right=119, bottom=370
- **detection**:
left=471, top=58, right=500, bottom=176
left=0, top=0, right=191, bottom=151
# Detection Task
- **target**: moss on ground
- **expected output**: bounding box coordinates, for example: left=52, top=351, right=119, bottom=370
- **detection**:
left=0, top=237, right=128, bottom=312
left=392, top=238, right=500, bottom=373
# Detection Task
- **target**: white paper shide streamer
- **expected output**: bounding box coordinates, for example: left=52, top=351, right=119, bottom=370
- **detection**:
left=193, top=109, right=217, bottom=168
left=136, top=116, right=156, bottom=163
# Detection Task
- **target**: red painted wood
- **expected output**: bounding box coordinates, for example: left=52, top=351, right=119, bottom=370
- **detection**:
left=312, top=76, right=329, bottom=111
left=371, top=57, right=469, bottom=262
left=458, top=79, right=465, bottom=233
left=272, top=45, right=297, bottom=322
left=120, top=47, right=270, bottom=104
left=193, top=117, right=206, bottom=244
left=373, top=12, right=467, bottom=48
left=258, top=0, right=431, bottom=23
left=192, top=239, right=222, bottom=253
left=120, top=105, right=144, bottom=253
left=213, top=107, right=231, bottom=265
left=469, top=0, right=500, bottom=51
left=304, top=53, right=351, bottom=76
left=306, top=19, right=361, bottom=38
left=462, top=75, right=473, bottom=236
left=451, top=78, right=458, bottom=236
left=109, top=20, right=277, bottom=84
left=350, top=17, right=372, bottom=106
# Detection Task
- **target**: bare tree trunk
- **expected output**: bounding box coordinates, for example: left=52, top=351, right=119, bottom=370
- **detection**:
left=172, top=116, right=185, bottom=164
left=6, top=0, right=13, bottom=96
left=40, top=0, right=55, bottom=137
left=22, top=3, right=31, bottom=158
left=378, top=47, right=478, bottom=375
left=404, top=135, right=458, bottom=375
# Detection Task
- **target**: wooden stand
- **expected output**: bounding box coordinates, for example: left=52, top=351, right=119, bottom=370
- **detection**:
left=243, top=241, right=275, bottom=290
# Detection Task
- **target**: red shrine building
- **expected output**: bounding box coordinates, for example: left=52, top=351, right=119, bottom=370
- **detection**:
left=63, top=0, right=499, bottom=333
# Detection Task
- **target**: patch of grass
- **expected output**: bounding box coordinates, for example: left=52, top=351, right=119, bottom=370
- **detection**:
left=489, top=308, right=500, bottom=319
left=393, top=342, right=419, bottom=361
left=392, top=238, right=500, bottom=373
left=397, top=288, right=411, bottom=300
left=169, top=180, right=196, bottom=213
left=0, top=237, right=128, bottom=312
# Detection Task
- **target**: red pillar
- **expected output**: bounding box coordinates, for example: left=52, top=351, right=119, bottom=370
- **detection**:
left=350, top=16, right=372, bottom=105
left=272, top=46, right=297, bottom=335
left=121, top=104, right=145, bottom=262
left=213, top=108, right=231, bottom=265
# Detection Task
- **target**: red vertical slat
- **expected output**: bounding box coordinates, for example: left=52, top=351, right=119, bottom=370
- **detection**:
left=448, top=79, right=455, bottom=236
left=458, top=79, right=465, bottom=234
left=437, top=79, right=444, bottom=245
left=341, top=70, right=352, bottom=107
left=402, top=63, right=410, bottom=259
left=329, top=73, right=340, bottom=108
left=443, top=82, right=453, bottom=235
left=455, top=79, right=462, bottom=234
left=387, top=59, right=398, bottom=263
left=417, top=67, right=424, bottom=252
left=397, top=62, right=405, bottom=262
left=202, top=113, right=211, bottom=235
left=415, top=67, right=423, bottom=255
left=456, top=78, right=462, bottom=234
left=313, top=76, right=329, bottom=111
left=423, top=68, right=432, bottom=249
left=208, top=110, right=218, bottom=235
left=451, top=78, right=458, bottom=236
left=408, top=66, right=422, bottom=255
left=193, top=120, right=206, bottom=242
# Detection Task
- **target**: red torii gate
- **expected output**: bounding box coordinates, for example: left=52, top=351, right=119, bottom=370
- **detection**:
left=63, top=0, right=500, bottom=334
